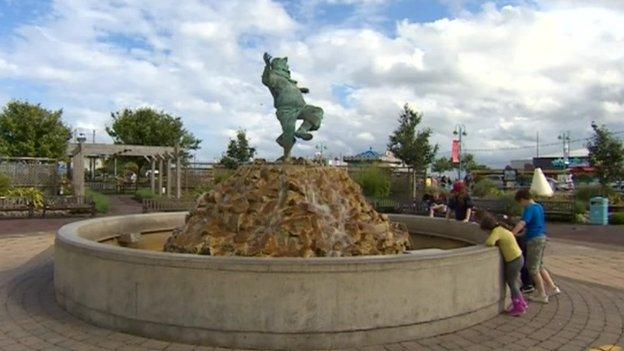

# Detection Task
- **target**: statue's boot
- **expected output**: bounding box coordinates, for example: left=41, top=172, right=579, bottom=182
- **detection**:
left=295, top=121, right=314, bottom=140
left=295, top=132, right=313, bottom=140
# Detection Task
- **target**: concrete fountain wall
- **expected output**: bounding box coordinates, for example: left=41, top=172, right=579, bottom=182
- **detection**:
left=55, top=212, right=505, bottom=350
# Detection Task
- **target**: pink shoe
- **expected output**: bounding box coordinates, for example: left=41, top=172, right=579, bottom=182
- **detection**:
left=518, top=295, right=528, bottom=310
left=507, top=298, right=526, bottom=317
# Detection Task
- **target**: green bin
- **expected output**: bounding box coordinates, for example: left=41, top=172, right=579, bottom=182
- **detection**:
left=589, top=197, right=608, bottom=225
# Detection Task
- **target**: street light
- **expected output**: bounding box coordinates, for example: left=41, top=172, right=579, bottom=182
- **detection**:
left=557, top=131, right=571, bottom=167
left=453, top=124, right=467, bottom=180
left=315, top=142, right=328, bottom=160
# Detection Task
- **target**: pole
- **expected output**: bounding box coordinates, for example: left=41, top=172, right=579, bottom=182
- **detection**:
left=166, top=157, right=172, bottom=197
left=175, top=146, right=181, bottom=200
left=536, top=131, right=539, bottom=157
left=150, top=157, right=156, bottom=194
left=158, top=156, right=164, bottom=195
left=73, top=142, right=85, bottom=198
left=457, top=130, right=462, bottom=181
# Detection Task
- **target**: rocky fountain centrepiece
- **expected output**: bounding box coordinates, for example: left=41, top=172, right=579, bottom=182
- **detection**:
left=54, top=54, right=506, bottom=350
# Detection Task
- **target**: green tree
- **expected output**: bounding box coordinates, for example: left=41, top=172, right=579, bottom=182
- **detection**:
left=433, top=154, right=489, bottom=174
left=586, top=122, right=624, bottom=185
left=387, top=104, right=438, bottom=196
left=220, top=129, right=256, bottom=169
left=0, top=100, right=71, bottom=158
left=106, top=108, right=201, bottom=173
left=432, top=157, right=454, bottom=173
left=461, top=153, right=490, bottom=171
left=107, top=108, right=200, bottom=150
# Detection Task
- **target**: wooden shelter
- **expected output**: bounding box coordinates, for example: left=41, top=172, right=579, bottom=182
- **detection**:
left=67, top=142, right=182, bottom=199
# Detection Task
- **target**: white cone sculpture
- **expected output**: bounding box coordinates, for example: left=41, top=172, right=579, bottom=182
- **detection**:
left=530, top=167, right=554, bottom=197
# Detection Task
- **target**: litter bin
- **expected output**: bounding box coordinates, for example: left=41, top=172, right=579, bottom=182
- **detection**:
left=589, top=197, right=609, bottom=225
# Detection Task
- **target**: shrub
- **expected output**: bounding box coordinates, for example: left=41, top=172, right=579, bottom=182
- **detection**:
left=134, top=188, right=159, bottom=202
left=86, top=189, right=110, bottom=213
left=575, top=185, right=614, bottom=202
left=574, top=214, right=589, bottom=224
left=498, top=192, right=523, bottom=217
left=610, top=212, right=624, bottom=225
left=6, top=187, right=45, bottom=208
left=352, top=165, right=391, bottom=198
left=192, top=185, right=212, bottom=199
left=608, top=193, right=623, bottom=205
left=574, top=200, right=587, bottom=214
left=574, top=174, right=594, bottom=184
left=0, top=173, right=11, bottom=194
left=472, top=179, right=501, bottom=198
left=214, top=168, right=235, bottom=184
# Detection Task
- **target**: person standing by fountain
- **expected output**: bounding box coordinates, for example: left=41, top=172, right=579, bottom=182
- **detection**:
left=511, top=189, right=561, bottom=304
left=480, top=212, right=527, bottom=316
left=446, top=181, right=474, bottom=222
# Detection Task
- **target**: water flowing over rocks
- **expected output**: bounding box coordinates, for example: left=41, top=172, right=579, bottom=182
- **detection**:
left=164, top=164, right=410, bottom=257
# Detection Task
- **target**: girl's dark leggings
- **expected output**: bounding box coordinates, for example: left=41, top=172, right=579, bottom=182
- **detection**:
left=505, top=256, right=524, bottom=299
left=517, top=235, right=533, bottom=287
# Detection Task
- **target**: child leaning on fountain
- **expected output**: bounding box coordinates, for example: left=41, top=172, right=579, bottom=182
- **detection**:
left=479, top=212, right=528, bottom=317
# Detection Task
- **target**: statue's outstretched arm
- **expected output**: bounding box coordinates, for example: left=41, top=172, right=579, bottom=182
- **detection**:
left=262, top=52, right=273, bottom=86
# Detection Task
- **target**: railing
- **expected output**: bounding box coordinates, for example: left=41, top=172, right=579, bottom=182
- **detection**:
left=142, top=198, right=195, bottom=213
left=368, top=197, right=576, bottom=221
left=86, top=181, right=138, bottom=194
left=473, top=198, right=575, bottom=220
left=366, top=197, right=427, bottom=215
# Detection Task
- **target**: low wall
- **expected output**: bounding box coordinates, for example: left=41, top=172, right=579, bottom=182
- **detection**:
left=55, top=213, right=505, bottom=350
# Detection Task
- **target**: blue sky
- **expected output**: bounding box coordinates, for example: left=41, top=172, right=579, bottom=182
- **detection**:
left=0, top=0, right=622, bottom=166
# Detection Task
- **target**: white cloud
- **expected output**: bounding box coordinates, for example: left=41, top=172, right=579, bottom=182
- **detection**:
left=0, top=0, right=622, bottom=166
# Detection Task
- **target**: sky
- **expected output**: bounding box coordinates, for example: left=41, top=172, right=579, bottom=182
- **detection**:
left=0, top=0, right=623, bottom=166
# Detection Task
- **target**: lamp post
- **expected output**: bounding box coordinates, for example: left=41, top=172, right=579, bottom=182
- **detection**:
left=453, top=124, right=467, bottom=181
left=315, top=143, right=328, bottom=162
left=557, top=131, right=571, bottom=168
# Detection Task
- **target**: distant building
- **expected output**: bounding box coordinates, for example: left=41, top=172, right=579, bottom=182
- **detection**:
left=532, top=148, right=590, bottom=171
left=343, top=147, right=403, bottom=167
left=510, top=159, right=533, bottom=171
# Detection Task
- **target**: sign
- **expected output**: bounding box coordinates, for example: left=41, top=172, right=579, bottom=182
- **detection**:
left=451, top=140, right=461, bottom=163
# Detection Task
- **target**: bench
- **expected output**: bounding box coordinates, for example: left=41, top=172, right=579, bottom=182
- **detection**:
left=539, top=200, right=575, bottom=221
left=142, top=198, right=195, bottom=213
left=43, top=196, right=96, bottom=217
left=0, top=197, right=34, bottom=217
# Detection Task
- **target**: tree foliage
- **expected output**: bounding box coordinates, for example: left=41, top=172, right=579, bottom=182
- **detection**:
left=106, top=108, right=201, bottom=173
left=352, top=164, right=391, bottom=198
left=586, top=122, right=624, bottom=185
left=106, top=108, right=201, bottom=150
left=461, top=153, right=490, bottom=171
left=0, top=100, right=71, bottom=158
left=220, top=129, right=256, bottom=169
left=432, top=157, right=454, bottom=173
left=387, top=104, right=438, bottom=171
left=433, top=154, right=489, bottom=173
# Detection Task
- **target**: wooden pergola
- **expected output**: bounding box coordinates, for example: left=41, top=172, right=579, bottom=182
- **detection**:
left=67, top=142, right=182, bottom=199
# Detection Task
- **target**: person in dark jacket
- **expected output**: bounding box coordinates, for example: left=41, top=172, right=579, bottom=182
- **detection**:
left=446, top=181, right=474, bottom=222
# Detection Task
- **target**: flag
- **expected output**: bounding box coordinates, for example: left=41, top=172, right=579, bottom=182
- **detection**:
left=451, top=140, right=461, bottom=163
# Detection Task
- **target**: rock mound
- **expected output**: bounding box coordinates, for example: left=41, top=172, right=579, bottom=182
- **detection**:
left=164, top=164, right=409, bottom=257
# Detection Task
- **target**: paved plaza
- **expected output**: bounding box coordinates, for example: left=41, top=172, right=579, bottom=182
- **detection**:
left=0, top=205, right=623, bottom=350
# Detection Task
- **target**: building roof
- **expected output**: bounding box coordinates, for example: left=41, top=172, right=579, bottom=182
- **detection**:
left=539, top=148, right=589, bottom=158
left=343, top=148, right=402, bottom=164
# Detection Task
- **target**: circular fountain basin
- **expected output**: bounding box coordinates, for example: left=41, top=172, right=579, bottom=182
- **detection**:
left=55, top=212, right=505, bottom=350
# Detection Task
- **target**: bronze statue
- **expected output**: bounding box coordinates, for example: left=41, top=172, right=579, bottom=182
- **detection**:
left=262, top=52, right=323, bottom=161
